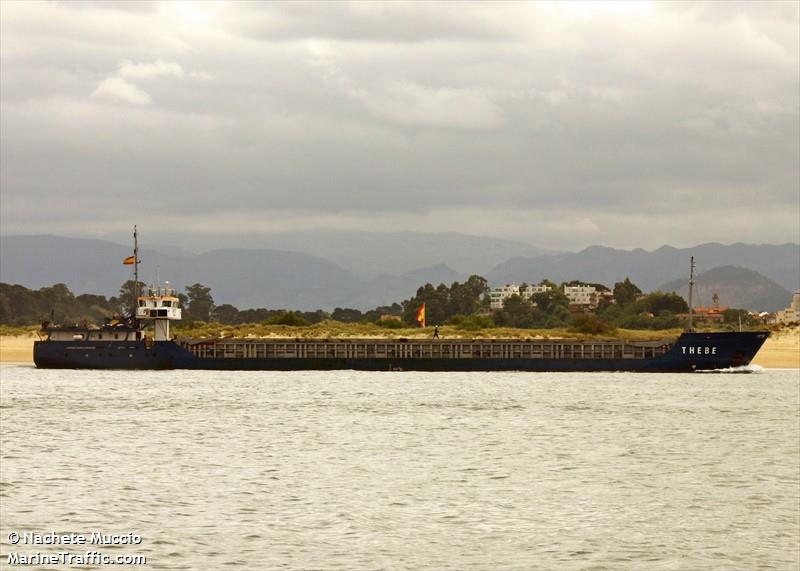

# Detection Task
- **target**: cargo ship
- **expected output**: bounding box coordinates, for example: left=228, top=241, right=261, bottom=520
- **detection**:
left=33, top=230, right=769, bottom=372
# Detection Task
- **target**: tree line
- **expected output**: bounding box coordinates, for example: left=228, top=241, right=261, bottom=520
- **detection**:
left=0, top=280, right=403, bottom=328
left=0, top=275, right=754, bottom=330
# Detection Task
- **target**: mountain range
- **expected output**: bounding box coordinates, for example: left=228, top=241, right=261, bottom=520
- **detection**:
left=488, top=243, right=799, bottom=294
left=93, top=229, right=552, bottom=279
left=658, top=266, right=792, bottom=313
left=1, top=233, right=797, bottom=312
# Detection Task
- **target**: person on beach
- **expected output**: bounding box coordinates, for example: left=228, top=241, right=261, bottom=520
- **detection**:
left=433, top=325, right=440, bottom=339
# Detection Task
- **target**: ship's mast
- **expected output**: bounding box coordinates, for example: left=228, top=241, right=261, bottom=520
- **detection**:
left=133, top=225, right=139, bottom=323
left=687, top=256, right=695, bottom=331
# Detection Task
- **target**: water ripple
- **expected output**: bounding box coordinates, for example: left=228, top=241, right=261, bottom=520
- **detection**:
left=0, top=366, right=798, bottom=570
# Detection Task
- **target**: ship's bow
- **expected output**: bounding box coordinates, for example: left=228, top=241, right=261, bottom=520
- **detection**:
left=659, top=331, right=770, bottom=371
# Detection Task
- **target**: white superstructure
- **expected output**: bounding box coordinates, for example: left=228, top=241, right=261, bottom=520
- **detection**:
left=135, top=284, right=182, bottom=340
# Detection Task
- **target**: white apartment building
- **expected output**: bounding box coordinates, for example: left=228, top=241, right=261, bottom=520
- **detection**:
left=490, top=284, right=520, bottom=310
left=521, top=284, right=552, bottom=299
left=489, top=283, right=552, bottom=310
left=773, top=290, right=800, bottom=324
left=563, top=285, right=599, bottom=308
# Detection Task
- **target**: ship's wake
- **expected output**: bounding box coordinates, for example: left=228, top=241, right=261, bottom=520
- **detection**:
left=697, top=364, right=764, bottom=374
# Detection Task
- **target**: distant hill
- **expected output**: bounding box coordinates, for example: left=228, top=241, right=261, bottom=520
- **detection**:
left=0, top=235, right=358, bottom=310
left=0, top=235, right=149, bottom=296
left=184, top=249, right=359, bottom=310
left=2, top=235, right=797, bottom=312
left=338, top=264, right=464, bottom=309
left=0, top=235, right=461, bottom=311
left=95, top=229, right=552, bottom=279
left=488, top=243, right=799, bottom=293
left=658, top=266, right=792, bottom=312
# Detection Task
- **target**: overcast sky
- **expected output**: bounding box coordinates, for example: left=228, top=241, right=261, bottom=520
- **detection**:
left=1, top=1, right=798, bottom=251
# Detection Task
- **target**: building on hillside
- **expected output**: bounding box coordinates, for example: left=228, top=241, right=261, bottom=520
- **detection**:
left=773, top=290, right=800, bottom=325
left=599, top=290, right=615, bottom=307
left=489, top=284, right=520, bottom=310
left=561, top=285, right=615, bottom=312
left=691, top=292, right=728, bottom=323
left=520, top=284, right=552, bottom=300
left=564, top=284, right=597, bottom=310
left=489, top=283, right=552, bottom=310
left=751, top=312, right=772, bottom=324
left=679, top=292, right=728, bottom=324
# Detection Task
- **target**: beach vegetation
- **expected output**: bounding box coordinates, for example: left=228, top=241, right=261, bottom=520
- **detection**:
left=184, top=283, right=214, bottom=322
left=0, top=278, right=766, bottom=340
left=264, top=311, right=310, bottom=326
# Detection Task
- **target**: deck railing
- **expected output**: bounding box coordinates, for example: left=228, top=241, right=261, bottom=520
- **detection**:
left=179, top=338, right=673, bottom=360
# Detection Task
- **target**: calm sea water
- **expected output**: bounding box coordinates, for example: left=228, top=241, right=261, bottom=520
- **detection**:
left=0, top=365, right=798, bottom=570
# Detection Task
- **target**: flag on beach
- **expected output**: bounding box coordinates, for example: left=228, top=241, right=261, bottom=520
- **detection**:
left=415, top=303, right=426, bottom=328
left=122, top=256, right=135, bottom=265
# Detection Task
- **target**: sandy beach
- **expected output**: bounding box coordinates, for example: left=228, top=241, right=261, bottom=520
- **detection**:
left=2, top=329, right=797, bottom=368
left=751, top=328, right=800, bottom=369
left=0, top=333, right=38, bottom=364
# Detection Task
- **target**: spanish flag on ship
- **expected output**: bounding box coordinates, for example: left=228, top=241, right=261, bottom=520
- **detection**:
left=122, top=256, right=136, bottom=265
left=415, top=303, right=426, bottom=328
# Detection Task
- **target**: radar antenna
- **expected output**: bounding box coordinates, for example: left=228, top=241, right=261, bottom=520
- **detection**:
left=132, top=225, right=139, bottom=324
left=687, top=256, right=695, bottom=331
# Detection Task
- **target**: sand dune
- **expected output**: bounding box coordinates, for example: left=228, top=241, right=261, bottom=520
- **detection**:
left=0, top=333, right=37, bottom=364
left=751, top=328, right=800, bottom=369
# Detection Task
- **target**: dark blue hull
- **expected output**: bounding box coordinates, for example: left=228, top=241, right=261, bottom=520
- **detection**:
left=33, top=332, right=769, bottom=372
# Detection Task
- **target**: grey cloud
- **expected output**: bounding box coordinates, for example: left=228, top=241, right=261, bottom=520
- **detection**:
left=216, top=2, right=523, bottom=44
left=1, top=1, right=797, bottom=250
left=91, top=77, right=153, bottom=105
